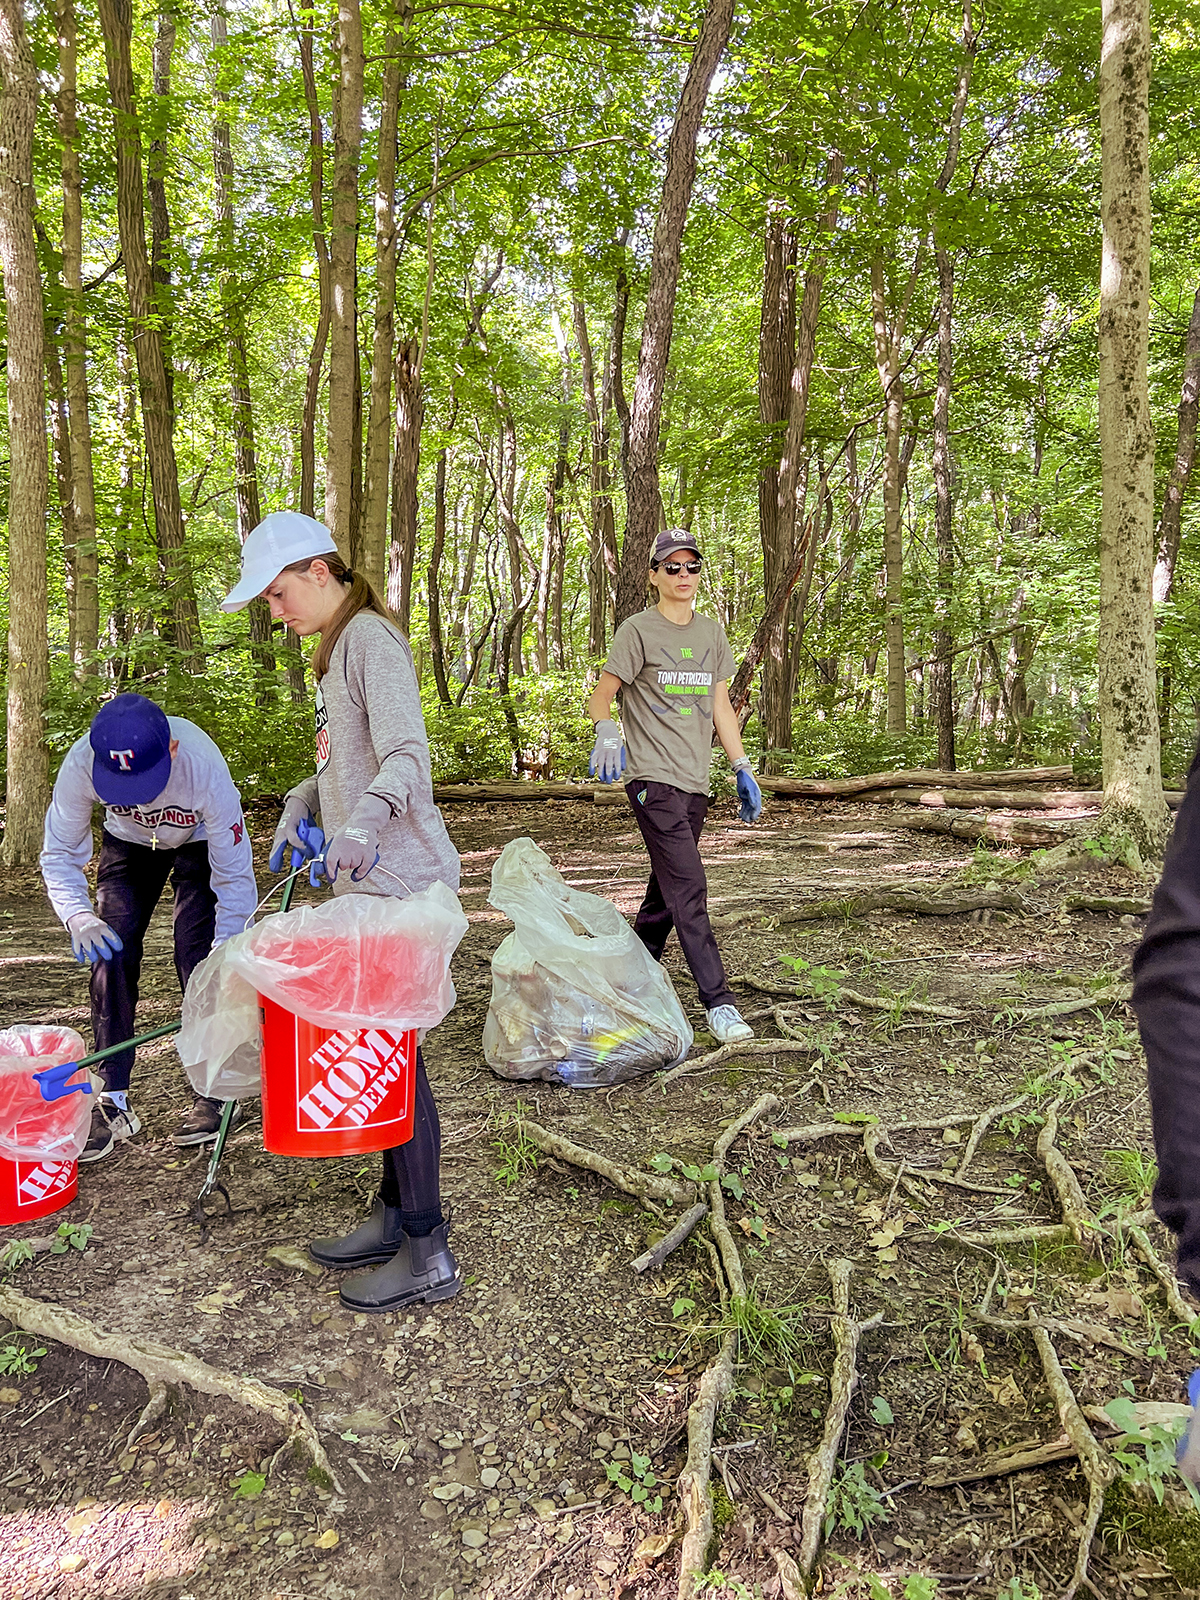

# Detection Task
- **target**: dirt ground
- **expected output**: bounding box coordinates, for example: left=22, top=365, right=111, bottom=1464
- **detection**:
left=0, top=793, right=1193, bottom=1600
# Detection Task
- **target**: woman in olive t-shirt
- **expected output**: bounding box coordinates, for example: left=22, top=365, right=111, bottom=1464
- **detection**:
left=586, top=529, right=763, bottom=1048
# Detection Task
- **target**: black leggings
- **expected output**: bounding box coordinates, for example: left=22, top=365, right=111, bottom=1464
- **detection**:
left=378, top=1047, right=443, bottom=1230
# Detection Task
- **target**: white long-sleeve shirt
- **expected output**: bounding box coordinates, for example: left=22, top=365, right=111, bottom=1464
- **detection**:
left=41, top=718, right=258, bottom=945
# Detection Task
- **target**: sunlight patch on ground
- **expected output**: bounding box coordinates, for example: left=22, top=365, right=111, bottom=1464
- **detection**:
left=0, top=1494, right=211, bottom=1597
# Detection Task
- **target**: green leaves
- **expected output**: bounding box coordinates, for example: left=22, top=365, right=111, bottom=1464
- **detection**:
left=231, top=1470, right=266, bottom=1499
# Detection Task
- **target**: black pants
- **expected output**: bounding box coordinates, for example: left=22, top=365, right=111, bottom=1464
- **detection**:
left=379, top=1047, right=442, bottom=1228
left=92, top=832, right=217, bottom=1094
left=625, top=779, right=736, bottom=1011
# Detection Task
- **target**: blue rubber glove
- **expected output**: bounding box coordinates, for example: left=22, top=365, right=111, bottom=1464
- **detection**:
left=317, top=793, right=391, bottom=884
left=269, top=792, right=316, bottom=874
left=589, top=719, right=626, bottom=784
left=66, top=912, right=124, bottom=965
left=1177, top=1369, right=1200, bottom=1485
left=735, top=765, right=763, bottom=824
left=295, top=818, right=327, bottom=888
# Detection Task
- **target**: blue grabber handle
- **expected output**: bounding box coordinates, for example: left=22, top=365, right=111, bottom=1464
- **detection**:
left=294, top=817, right=326, bottom=888
left=33, top=1061, right=94, bottom=1103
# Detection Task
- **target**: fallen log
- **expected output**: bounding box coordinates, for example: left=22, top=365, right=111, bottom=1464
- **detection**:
left=756, top=766, right=1073, bottom=799
left=433, top=780, right=611, bottom=802
left=711, top=886, right=1025, bottom=931
left=871, top=787, right=1185, bottom=812
left=888, top=808, right=1087, bottom=847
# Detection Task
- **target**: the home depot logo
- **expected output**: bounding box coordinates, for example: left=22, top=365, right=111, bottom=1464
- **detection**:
left=16, top=1159, right=75, bottom=1207
left=296, top=1027, right=412, bottom=1132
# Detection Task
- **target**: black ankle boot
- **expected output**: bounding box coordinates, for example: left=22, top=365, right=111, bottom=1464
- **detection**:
left=338, top=1220, right=461, bottom=1313
left=309, top=1196, right=406, bottom=1269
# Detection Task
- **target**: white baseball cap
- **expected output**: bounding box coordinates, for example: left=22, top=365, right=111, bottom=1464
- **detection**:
left=221, top=511, right=339, bottom=612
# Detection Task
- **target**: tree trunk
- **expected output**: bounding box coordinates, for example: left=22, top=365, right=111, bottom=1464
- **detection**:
left=360, top=0, right=410, bottom=592
left=930, top=245, right=956, bottom=770
left=54, top=0, right=98, bottom=668
left=757, top=192, right=796, bottom=755
left=109, top=330, right=137, bottom=675
left=870, top=256, right=908, bottom=735
left=148, top=7, right=175, bottom=412
left=1152, top=284, right=1200, bottom=604
left=573, top=296, right=616, bottom=658
left=387, top=334, right=422, bottom=629
left=611, top=256, right=632, bottom=508
left=1097, top=0, right=1169, bottom=853
left=427, top=448, right=452, bottom=704
left=495, top=407, right=527, bottom=676
left=43, top=326, right=79, bottom=660
left=0, top=0, right=51, bottom=863
left=325, top=0, right=364, bottom=558
left=297, top=14, right=331, bottom=530
left=98, top=0, right=202, bottom=667
left=614, top=0, right=735, bottom=624
left=211, top=3, right=273, bottom=696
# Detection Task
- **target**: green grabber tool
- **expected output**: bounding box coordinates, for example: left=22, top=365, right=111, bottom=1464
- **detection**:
left=193, top=864, right=304, bottom=1237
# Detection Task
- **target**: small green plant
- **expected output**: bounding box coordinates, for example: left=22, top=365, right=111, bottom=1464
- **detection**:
left=491, top=1106, right=539, bottom=1189
left=866, top=1578, right=943, bottom=1600
left=1104, top=1396, right=1200, bottom=1509
left=824, top=1459, right=889, bottom=1538
left=993, top=1582, right=1042, bottom=1600
left=50, top=1221, right=93, bottom=1254
left=778, top=953, right=845, bottom=1002
left=1104, top=1147, right=1157, bottom=1205
left=0, top=1333, right=46, bottom=1377
left=723, top=1288, right=811, bottom=1368
left=605, top=1449, right=662, bottom=1513
left=232, top=1469, right=267, bottom=1499
left=696, top=1571, right=756, bottom=1598
left=649, top=1151, right=720, bottom=1183
left=0, top=1239, right=34, bottom=1273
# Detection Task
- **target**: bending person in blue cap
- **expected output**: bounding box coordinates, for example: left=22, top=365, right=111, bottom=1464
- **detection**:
left=40, top=695, right=258, bottom=1160
left=223, top=511, right=463, bottom=1315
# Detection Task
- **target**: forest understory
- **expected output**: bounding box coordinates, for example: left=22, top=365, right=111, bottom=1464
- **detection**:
left=0, top=794, right=1193, bottom=1600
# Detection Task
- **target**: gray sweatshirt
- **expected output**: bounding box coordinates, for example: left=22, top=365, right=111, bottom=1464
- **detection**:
left=289, top=611, right=460, bottom=897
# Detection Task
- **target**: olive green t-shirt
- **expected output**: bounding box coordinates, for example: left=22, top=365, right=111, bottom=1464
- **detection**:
left=604, top=608, right=736, bottom=796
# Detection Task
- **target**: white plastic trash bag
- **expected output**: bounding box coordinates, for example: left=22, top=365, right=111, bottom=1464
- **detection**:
left=0, top=1025, right=93, bottom=1163
left=178, top=882, right=468, bottom=1100
left=483, top=837, right=692, bottom=1086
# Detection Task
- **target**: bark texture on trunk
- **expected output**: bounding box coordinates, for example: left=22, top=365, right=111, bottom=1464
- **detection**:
left=573, top=296, right=617, bottom=657
left=360, top=0, right=410, bottom=592
left=148, top=7, right=175, bottom=411
left=325, top=0, right=364, bottom=558
left=757, top=193, right=797, bottom=753
left=1097, top=0, right=1168, bottom=853
left=211, top=4, right=273, bottom=691
left=387, top=334, right=422, bottom=629
left=54, top=0, right=98, bottom=667
left=870, top=248, right=911, bottom=734
left=98, top=0, right=202, bottom=666
left=614, top=0, right=735, bottom=624
left=930, top=245, right=956, bottom=770
left=297, top=14, right=330, bottom=528
left=427, top=449, right=452, bottom=704
left=1152, top=284, right=1200, bottom=605
left=0, top=0, right=51, bottom=862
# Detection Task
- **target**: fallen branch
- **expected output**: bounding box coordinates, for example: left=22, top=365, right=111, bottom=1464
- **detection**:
left=0, top=1284, right=341, bottom=1491
left=631, top=1202, right=709, bottom=1275
left=1026, top=1309, right=1114, bottom=1600
left=755, top=766, right=1074, bottom=800
left=1064, top=895, right=1152, bottom=915
left=890, top=808, right=1087, bottom=848
left=517, top=1119, right=691, bottom=1207
left=1036, top=1097, right=1100, bottom=1250
left=797, top=1260, right=883, bottom=1578
left=658, top=1037, right=817, bottom=1088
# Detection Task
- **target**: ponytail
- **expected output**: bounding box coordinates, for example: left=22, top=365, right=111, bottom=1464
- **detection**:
left=283, top=554, right=400, bottom=681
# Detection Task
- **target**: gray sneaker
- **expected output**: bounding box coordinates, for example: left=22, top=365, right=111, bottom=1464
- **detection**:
left=706, top=1005, right=754, bottom=1045
left=78, top=1096, right=142, bottom=1163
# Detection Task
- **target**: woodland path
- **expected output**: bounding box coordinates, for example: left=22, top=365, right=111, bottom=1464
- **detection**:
left=0, top=793, right=1187, bottom=1600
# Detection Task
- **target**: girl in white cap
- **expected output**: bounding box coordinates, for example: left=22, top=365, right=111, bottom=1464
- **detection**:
left=223, top=511, right=462, bottom=1313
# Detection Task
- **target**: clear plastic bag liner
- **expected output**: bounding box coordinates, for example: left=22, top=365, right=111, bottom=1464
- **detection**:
left=483, top=837, right=692, bottom=1086
left=178, top=883, right=467, bottom=1101
left=0, top=1026, right=92, bottom=1163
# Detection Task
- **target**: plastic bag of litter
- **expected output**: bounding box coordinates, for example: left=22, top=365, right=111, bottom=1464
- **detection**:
left=483, top=838, right=692, bottom=1086
left=0, top=1026, right=92, bottom=1163
left=178, top=883, right=468, bottom=1100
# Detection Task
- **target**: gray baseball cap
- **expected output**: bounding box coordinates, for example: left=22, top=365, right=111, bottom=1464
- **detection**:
left=651, top=528, right=703, bottom=565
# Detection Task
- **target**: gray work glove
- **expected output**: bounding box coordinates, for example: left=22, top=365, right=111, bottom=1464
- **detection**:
left=66, top=911, right=124, bottom=965
left=588, top=719, right=626, bottom=784
left=269, top=790, right=317, bottom=874
left=318, top=793, right=393, bottom=884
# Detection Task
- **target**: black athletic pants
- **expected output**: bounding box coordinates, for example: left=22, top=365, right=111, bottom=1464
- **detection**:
left=625, top=779, right=736, bottom=1011
left=92, top=832, right=217, bottom=1094
left=378, top=1047, right=443, bottom=1233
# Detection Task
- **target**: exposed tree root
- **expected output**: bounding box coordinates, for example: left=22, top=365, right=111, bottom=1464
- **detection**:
left=127, top=1379, right=170, bottom=1449
left=797, top=1259, right=883, bottom=1578
left=1064, top=894, right=1151, bottom=915
left=631, top=1202, right=709, bottom=1275
left=0, top=1283, right=341, bottom=1491
left=517, top=1118, right=691, bottom=1207
left=676, top=1331, right=735, bottom=1599
left=956, top=1095, right=1030, bottom=1180
left=933, top=1222, right=1072, bottom=1250
left=658, top=1037, right=817, bottom=1087
left=1007, top=985, right=1132, bottom=1023
left=734, top=971, right=966, bottom=1020
left=1036, top=1097, right=1101, bottom=1249
left=712, top=886, right=1024, bottom=931
left=1122, top=1220, right=1197, bottom=1325
left=1025, top=1309, right=1114, bottom=1600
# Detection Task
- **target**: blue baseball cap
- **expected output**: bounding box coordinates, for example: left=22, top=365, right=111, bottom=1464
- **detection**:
left=89, top=695, right=173, bottom=805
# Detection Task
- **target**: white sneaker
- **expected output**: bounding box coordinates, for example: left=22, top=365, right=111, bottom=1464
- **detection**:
left=78, top=1096, right=142, bottom=1163
left=706, top=1005, right=754, bottom=1045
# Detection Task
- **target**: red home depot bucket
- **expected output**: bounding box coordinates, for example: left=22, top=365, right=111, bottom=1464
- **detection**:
left=258, top=996, right=417, bottom=1157
left=0, top=1155, right=77, bottom=1226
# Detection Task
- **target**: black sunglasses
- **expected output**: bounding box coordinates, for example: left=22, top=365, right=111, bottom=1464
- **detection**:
left=659, top=559, right=702, bottom=575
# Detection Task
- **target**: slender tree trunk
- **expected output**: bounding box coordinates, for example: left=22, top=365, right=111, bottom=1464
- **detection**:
left=427, top=448, right=452, bottom=704
left=495, top=408, right=527, bottom=676
left=211, top=3, right=273, bottom=695
left=54, top=0, right=98, bottom=668
left=361, top=0, right=410, bottom=592
left=43, top=326, right=79, bottom=660
left=615, top=0, right=735, bottom=623
left=387, top=334, right=422, bottom=628
left=297, top=15, right=331, bottom=529
left=870, top=257, right=908, bottom=734
left=98, top=0, right=202, bottom=666
left=325, top=0, right=364, bottom=557
left=1098, top=0, right=1168, bottom=852
left=148, top=7, right=175, bottom=412
left=573, top=296, right=616, bottom=657
left=930, top=245, right=957, bottom=770
left=757, top=191, right=796, bottom=757
left=611, top=257, right=632, bottom=509
left=0, top=0, right=51, bottom=863
left=1152, top=284, right=1200, bottom=604
left=109, top=331, right=137, bottom=675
